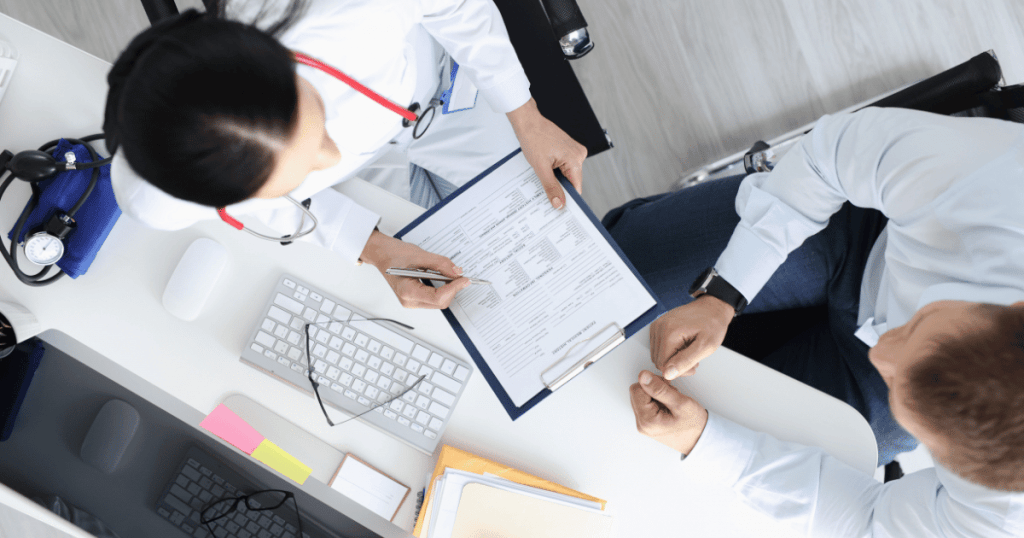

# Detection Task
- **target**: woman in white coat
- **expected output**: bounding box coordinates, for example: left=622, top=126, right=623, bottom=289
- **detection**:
left=104, top=0, right=586, bottom=308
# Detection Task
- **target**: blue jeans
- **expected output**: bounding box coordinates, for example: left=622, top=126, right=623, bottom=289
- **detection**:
left=603, top=175, right=917, bottom=466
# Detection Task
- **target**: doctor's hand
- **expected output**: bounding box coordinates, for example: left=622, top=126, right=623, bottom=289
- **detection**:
left=507, top=98, right=587, bottom=210
left=630, top=371, right=708, bottom=456
left=360, top=230, right=470, bottom=309
left=650, top=295, right=734, bottom=380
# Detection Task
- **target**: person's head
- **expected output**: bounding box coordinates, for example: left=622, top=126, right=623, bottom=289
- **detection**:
left=103, top=2, right=339, bottom=208
left=869, top=300, right=1024, bottom=491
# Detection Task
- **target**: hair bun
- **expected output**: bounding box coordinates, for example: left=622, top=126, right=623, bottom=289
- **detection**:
left=103, top=9, right=206, bottom=154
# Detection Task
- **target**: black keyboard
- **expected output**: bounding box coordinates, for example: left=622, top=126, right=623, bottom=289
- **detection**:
left=156, top=446, right=310, bottom=538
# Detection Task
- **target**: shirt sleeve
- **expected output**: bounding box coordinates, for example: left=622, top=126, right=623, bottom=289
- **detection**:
left=417, top=0, right=531, bottom=113
left=715, top=107, right=1022, bottom=302
left=680, top=413, right=1024, bottom=537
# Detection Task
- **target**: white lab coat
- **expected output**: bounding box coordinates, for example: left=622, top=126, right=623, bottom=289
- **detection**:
left=111, top=0, right=528, bottom=262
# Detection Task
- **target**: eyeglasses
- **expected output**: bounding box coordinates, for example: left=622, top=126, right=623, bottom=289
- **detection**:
left=303, top=320, right=426, bottom=427
left=200, top=489, right=304, bottom=538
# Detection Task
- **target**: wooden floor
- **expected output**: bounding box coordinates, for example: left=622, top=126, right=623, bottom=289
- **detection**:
left=1, top=0, right=1022, bottom=215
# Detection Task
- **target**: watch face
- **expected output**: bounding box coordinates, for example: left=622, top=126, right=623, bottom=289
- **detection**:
left=24, top=233, right=64, bottom=266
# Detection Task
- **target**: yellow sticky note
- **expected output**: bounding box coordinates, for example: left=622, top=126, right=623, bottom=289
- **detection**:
left=251, top=439, right=312, bottom=485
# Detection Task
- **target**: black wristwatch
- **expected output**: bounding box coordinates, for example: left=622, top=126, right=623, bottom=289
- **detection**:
left=689, top=267, right=748, bottom=316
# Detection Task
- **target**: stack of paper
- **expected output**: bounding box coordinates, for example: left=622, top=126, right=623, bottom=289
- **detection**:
left=416, top=446, right=612, bottom=538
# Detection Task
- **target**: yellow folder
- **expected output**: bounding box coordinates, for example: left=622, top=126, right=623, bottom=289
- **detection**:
left=451, top=483, right=612, bottom=538
left=414, top=445, right=606, bottom=537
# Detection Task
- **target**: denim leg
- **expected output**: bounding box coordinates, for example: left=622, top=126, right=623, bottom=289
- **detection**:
left=603, top=175, right=829, bottom=313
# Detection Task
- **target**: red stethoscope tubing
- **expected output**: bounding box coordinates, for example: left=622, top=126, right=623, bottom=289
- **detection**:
left=219, top=52, right=418, bottom=232
left=293, top=51, right=417, bottom=122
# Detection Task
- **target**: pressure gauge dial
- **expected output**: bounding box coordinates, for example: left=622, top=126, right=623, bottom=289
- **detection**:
left=24, top=232, right=64, bottom=266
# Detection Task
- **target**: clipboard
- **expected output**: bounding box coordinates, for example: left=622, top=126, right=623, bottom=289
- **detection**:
left=396, top=149, right=664, bottom=420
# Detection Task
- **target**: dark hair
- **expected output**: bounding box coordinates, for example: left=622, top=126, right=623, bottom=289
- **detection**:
left=104, top=1, right=309, bottom=207
left=904, top=303, right=1024, bottom=491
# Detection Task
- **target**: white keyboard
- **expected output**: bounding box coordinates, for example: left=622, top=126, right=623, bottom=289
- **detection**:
left=240, top=275, right=473, bottom=454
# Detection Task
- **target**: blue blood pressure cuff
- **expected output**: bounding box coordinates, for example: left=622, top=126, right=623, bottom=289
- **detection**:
left=8, top=139, right=120, bottom=278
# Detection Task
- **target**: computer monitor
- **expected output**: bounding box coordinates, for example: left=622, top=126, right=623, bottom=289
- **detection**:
left=0, top=331, right=410, bottom=538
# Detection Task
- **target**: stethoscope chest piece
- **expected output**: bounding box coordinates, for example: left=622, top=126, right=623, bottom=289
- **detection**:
left=402, top=100, right=439, bottom=140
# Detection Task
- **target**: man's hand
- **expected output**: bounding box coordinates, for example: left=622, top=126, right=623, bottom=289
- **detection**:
left=507, top=98, right=587, bottom=209
left=359, top=230, right=470, bottom=309
left=629, top=371, right=709, bottom=455
left=650, top=295, right=734, bottom=380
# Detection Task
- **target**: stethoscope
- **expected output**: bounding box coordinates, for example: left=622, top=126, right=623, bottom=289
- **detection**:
left=217, top=51, right=438, bottom=244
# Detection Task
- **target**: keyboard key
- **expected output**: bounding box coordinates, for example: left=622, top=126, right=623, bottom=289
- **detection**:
left=352, top=379, right=367, bottom=393
left=342, top=343, right=356, bottom=357
left=357, top=322, right=415, bottom=354
left=334, top=305, right=352, bottom=320
left=358, top=396, right=371, bottom=406
left=286, top=331, right=301, bottom=346
left=394, top=354, right=408, bottom=367
left=331, top=382, right=345, bottom=394
left=352, top=364, right=367, bottom=377
left=377, top=391, right=390, bottom=403
left=326, top=350, right=340, bottom=364
left=429, top=401, right=451, bottom=418
left=290, top=363, right=305, bottom=373
left=320, top=299, right=335, bottom=313
left=316, top=314, right=330, bottom=325
left=418, top=366, right=434, bottom=379
left=415, top=411, right=430, bottom=425
left=255, top=331, right=275, bottom=348
left=368, top=340, right=382, bottom=353
left=412, top=345, right=430, bottom=361
left=411, top=423, right=424, bottom=433
left=397, top=416, right=412, bottom=427
left=310, top=292, right=322, bottom=302
left=340, top=373, right=353, bottom=386
left=315, top=331, right=330, bottom=344
left=381, top=347, right=395, bottom=360
left=429, top=417, right=443, bottom=431
left=354, top=334, right=369, bottom=347
left=261, top=319, right=276, bottom=332
left=328, top=321, right=343, bottom=335
left=380, top=363, right=395, bottom=376
left=384, top=410, right=398, bottom=420
left=416, top=395, right=431, bottom=410
left=250, top=344, right=264, bottom=354
left=278, top=357, right=290, bottom=367
left=428, top=353, right=444, bottom=368
left=313, top=344, right=327, bottom=358
left=432, top=372, right=462, bottom=394
left=441, top=359, right=457, bottom=375
left=273, top=294, right=304, bottom=315
left=302, top=308, right=317, bottom=322
left=355, top=350, right=369, bottom=363
left=406, top=360, right=421, bottom=373
left=313, top=360, right=327, bottom=374
left=402, top=391, right=417, bottom=404
left=290, top=318, right=305, bottom=331
left=418, top=381, right=434, bottom=395
left=288, top=347, right=302, bottom=361
left=344, top=390, right=358, bottom=400
left=368, top=356, right=383, bottom=370
left=329, top=336, right=343, bottom=350
left=293, top=291, right=306, bottom=302
left=296, top=285, right=309, bottom=295
left=390, top=383, right=405, bottom=395
left=365, top=371, right=379, bottom=384
left=327, top=366, right=341, bottom=380
left=274, top=341, right=288, bottom=355
left=389, top=400, right=404, bottom=412
left=365, top=386, right=379, bottom=400
left=264, top=350, right=276, bottom=360
left=341, top=327, right=356, bottom=341
left=340, top=358, right=354, bottom=371
left=433, top=388, right=456, bottom=406
left=425, top=430, right=438, bottom=439
left=273, top=325, right=289, bottom=339
left=283, top=278, right=296, bottom=289
left=394, top=369, right=409, bottom=383
left=182, top=465, right=201, bottom=479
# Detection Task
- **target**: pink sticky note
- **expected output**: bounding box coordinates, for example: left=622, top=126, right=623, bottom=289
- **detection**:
left=199, top=404, right=265, bottom=454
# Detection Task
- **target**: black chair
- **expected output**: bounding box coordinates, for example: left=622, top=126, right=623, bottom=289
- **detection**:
left=138, top=0, right=612, bottom=158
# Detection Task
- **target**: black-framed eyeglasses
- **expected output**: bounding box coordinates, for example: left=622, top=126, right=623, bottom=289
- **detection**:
left=303, top=321, right=426, bottom=427
left=200, top=489, right=304, bottom=538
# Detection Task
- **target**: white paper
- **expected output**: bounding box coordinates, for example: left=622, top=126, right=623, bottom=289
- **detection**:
left=401, top=153, right=657, bottom=406
left=330, top=456, right=407, bottom=521
left=426, top=469, right=603, bottom=538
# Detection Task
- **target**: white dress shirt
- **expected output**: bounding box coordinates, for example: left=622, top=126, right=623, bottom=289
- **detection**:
left=715, top=108, right=1024, bottom=345
left=111, top=0, right=530, bottom=263
left=680, top=413, right=1024, bottom=537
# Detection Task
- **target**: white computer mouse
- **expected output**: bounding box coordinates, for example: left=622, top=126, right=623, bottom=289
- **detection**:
left=162, top=237, right=227, bottom=321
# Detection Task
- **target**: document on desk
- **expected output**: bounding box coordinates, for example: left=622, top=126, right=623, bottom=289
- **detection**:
left=397, top=150, right=661, bottom=418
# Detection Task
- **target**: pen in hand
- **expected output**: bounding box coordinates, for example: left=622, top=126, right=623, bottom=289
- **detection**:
left=385, top=267, right=491, bottom=285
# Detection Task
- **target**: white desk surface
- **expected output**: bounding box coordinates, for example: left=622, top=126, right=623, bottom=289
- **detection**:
left=0, top=14, right=876, bottom=538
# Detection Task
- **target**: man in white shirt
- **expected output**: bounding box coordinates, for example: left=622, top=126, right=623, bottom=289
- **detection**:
left=604, top=107, right=1024, bottom=466
left=627, top=297, right=1024, bottom=536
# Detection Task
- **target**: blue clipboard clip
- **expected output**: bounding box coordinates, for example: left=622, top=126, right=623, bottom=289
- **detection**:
left=540, top=323, right=625, bottom=391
